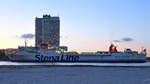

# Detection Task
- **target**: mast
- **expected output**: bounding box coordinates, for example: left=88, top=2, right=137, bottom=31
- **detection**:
left=24, top=40, right=28, bottom=47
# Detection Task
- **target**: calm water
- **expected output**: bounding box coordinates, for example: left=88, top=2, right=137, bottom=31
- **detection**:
left=0, top=61, right=150, bottom=84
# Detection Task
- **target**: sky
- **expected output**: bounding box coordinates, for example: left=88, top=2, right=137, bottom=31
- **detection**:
left=0, top=0, right=150, bottom=56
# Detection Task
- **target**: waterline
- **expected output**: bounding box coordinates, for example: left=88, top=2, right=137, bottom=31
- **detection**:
left=0, top=61, right=150, bottom=67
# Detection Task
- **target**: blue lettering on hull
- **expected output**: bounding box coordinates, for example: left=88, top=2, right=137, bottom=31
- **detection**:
left=35, top=54, right=80, bottom=62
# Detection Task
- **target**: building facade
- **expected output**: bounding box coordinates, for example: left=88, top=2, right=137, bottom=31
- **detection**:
left=35, top=15, right=60, bottom=47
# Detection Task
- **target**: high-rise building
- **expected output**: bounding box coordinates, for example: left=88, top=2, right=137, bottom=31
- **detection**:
left=35, top=15, right=60, bottom=47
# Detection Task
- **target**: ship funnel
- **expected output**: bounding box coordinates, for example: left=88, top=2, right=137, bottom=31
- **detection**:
left=109, top=44, right=118, bottom=53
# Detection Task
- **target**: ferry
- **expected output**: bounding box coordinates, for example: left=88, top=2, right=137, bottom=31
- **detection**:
left=7, top=44, right=147, bottom=63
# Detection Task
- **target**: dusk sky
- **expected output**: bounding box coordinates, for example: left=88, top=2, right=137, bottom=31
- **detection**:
left=0, top=0, right=150, bottom=56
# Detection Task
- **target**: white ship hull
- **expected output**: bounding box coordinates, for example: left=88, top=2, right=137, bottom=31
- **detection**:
left=7, top=44, right=147, bottom=63
left=8, top=53, right=146, bottom=63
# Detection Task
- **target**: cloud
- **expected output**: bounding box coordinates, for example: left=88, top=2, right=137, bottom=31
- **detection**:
left=113, top=40, right=121, bottom=42
left=113, top=37, right=134, bottom=43
left=122, top=37, right=134, bottom=42
left=21, top=33, right=35, bottom=39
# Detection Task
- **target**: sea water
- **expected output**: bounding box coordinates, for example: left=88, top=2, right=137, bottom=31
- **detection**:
left=0, top=61, right=150, bottom=84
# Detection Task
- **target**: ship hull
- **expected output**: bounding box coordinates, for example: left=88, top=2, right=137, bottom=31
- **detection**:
left=8, top=53, right=147, bottom=63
